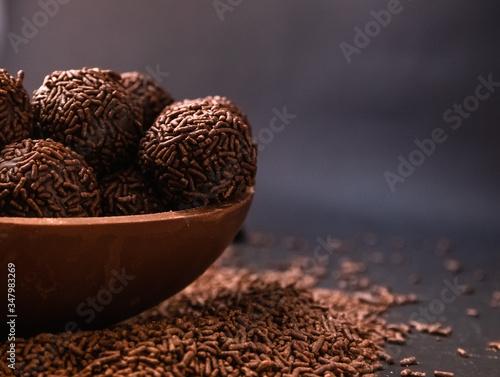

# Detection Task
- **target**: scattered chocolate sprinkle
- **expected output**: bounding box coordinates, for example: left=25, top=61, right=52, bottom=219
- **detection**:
left=458, top=284, right=474, bottom=295
left=433, top=238, right=453, bottom=256
left=0, top=69, right=33, bottom=150
left=473, top=269, right=486, bottom=281
left=325, top=237, right=356, bottom=253
left=139, top=96, right=257, bottom=208
left=457, top=348, right=469, bottom=358
left=401, top=369, right=425, bottom=376
left=400, top=356, right=417, bottom=366
left=246, top=231, right=275, bottom=248
left=32, top=68, right=144, bottom=175
left=332, top=258, right=367, bottom=289
left=434, top=371, right=454, bottom=377
left=3, top=255, right=414, bottom=376
left=0, top=138, right=101, bottom=217
left=488, top=341, right=500, bottom=351
left=408, top=273, right=421, bottom=285
left=100, top=164, right=166, bottom=216
left=465, top=308, right=479, bottom=318
left=339, top=258, right=366, bottom=276
left=121, top=71, right=174, bottom=129
left=489, top=291, right=500, bottom=308
left=409, top=321, right=452, bottom=337
left=282, top=235, right=310, bottom=251
left=443, top=259, right=461, bottom=274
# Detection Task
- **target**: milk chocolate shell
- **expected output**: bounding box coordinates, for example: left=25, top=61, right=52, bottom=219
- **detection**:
left=0, top=138, right=101, bottom=217
left=0, top=188, right=254, bottom=335
left=121, top=71, right=174, bottom=129
left=100, top=164, right=166, bottom=216
left=139, top=96, right=257, bottom=208
left=0, top=69, right=33, bottom=150
left=32, top=68, right=143, bottom=175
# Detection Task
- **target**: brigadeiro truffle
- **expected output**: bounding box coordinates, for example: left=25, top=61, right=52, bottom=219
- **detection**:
left=0, top=69, right=33, bottom=150
left=0, top=139, right=101, bottom=217
left=121, top=71, right=174, bottom=130
left=139, top=96, right=257, bottom=208
left=32, top=68, right=143, bottom=175
left=100, top=164, right=165, bottom=216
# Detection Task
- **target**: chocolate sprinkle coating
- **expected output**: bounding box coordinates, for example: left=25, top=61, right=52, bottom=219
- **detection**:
left=0, top=69, right=33, bottom=150
left=32, top=68, right=144, bottom=175
left=212, top=96, right=251, bottom=133
left=100, top=164, right=166, bottom=216
left=139, top=96, right=257, bottom=208
left=121, top=71, right=174, bottom=130
left=0, top=138, right=101, bottom=217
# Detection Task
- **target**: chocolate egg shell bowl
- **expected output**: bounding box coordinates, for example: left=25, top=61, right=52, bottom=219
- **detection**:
left=0, top=187, right=254, bottom=336
left=0, top=67, right=257, bottom=336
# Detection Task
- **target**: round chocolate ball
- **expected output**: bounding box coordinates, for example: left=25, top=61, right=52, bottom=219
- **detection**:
left=0, top=69, right=33, bottom=150
left=139, top=96, right=257, bottom=208
left=121, top=71, right=174, bottom=130
left=32, top=68, right=144, bottom=175
left=0, top=139, right=101, bottom=217
left=100, top=164, right=165, bottom=216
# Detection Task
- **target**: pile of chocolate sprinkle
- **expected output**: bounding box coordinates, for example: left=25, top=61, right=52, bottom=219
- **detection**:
left=2, top=256, right=413, bottom=377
